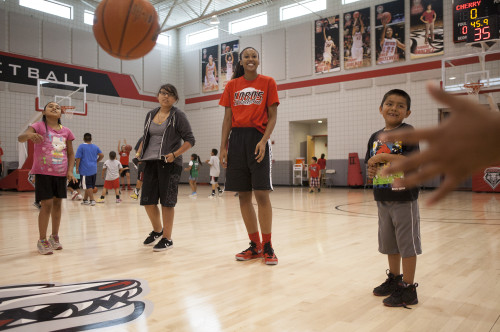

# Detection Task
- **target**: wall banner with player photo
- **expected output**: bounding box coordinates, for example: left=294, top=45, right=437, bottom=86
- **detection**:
left=409, top=0, right=444, bottom=59
left=344, top=8, right=371, bottom=70
left=201, top=45, right=219, bottom=93
left=375, top=0, right=405, bottom=65
left=220, top=40, right=239, bottom=89
left=315, top=16, right=340, bottom=74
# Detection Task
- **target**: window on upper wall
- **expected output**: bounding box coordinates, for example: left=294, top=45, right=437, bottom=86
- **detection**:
left=229, top=12, right=267, bottom=34
left=186, top=27, right=218, bottom=45
left=280, top=0, right=326, bottom=21
left=19, top=0, right=73, bottom=19
left=157, top=33, right=171, bottom=46
left=84, top=10, right=94, bottom=25
left=342, top=0, right=361, bottom=4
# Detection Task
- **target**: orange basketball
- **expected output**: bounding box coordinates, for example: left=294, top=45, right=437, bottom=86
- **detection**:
left=125, top=144, right=133, bottom=152
left=382, top=12, right=392, bottom=24
left=93, top=187, right=98, bottom=194
left=93, top=0, right=160, bottom=60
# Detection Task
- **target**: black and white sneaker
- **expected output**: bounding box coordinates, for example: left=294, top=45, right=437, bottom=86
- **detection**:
left=143, top=230, right=163, bottom=246
left=153, top=238, right=173, bottom=251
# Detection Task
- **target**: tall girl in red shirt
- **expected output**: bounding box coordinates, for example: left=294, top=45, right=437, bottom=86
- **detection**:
left=219, top=47, right=279, bottom=265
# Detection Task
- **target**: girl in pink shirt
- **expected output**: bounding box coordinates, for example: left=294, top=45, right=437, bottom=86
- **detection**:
left=18, top=102, right=76, bottom=255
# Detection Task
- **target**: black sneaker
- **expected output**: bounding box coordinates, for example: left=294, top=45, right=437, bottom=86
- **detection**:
left=383, top=282, right=419, bottom=308
left=153, top=238, right=173, bottom=251
left=143, top=230, right=163, bottom=246
left=373, top=269, right=403, bottom=296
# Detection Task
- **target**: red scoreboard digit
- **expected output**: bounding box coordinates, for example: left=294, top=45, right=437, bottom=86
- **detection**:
left=453, top=0, right=500, bottom=43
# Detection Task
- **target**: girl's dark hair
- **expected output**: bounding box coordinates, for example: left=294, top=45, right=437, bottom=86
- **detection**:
left=232, top=47, right=259, bottom=80
left=191, top=153, right=202, bottom=166
left=110, top=151, right=116, bottom=159
left=312, top=156, right=317, bottom=162
left=158, top=83, right=179, bottom=101
left=321, top=153, right=325, bottom=159
left=42, top=101, right=62, bottom=136
left=212, top=148, right=218, bottom=156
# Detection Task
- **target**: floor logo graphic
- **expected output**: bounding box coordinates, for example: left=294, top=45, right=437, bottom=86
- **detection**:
left=0, top=279, right=152, bottom=331
left=483, top=167, right=500, bottom=190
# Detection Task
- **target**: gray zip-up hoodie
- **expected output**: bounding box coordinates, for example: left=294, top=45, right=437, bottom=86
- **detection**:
left=139, top=106, right=195, bottom=167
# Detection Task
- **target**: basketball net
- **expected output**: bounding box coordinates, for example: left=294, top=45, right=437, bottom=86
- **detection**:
left=463, top=82, right=483, bottom=98
left=61, top=106, right=76, bottom=120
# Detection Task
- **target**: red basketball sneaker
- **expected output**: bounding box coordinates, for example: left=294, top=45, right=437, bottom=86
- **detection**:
left=235, top=241, right=262, bottom=261
left=263, top=242, right=278, bottom=265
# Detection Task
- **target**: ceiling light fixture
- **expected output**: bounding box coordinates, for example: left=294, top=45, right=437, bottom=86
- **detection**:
left=210, top=15, right=220, bottom=25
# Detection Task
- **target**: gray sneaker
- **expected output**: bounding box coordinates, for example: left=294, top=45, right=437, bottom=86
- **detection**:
left=81, top=200, right=90, bottom=205
left=37, top=239, right=53, bottom=255
left=48, top=234, right=63, bottom=250
left=90, top=200, right=96, bottom=206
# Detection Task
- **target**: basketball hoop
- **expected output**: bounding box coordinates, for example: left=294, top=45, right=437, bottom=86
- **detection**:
left=463, top=82, right=484, bottom=97
left=61, top=106, right=76, bottom=120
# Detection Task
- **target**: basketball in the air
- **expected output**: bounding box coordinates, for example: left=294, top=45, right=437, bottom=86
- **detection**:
left=382, top=12, right=392, bottom=24
left=125, top=144, right=133, bottom=152
left=92, top=0, right=160, bottom=60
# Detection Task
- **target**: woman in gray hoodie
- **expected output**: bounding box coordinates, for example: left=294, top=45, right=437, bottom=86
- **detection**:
left=136, top=84, right=195, bottom=252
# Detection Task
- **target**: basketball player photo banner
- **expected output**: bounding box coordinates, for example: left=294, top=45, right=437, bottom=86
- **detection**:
left=375, top=0, right=406, bottom=65
left=344, top=8, right=371, bottom=70
left=315, top=16, right=340, bottom=74
left=220, top=40, right=239, bottom=89
left=410, top=0, right=444, bottom=59
left=202, top=45, right=219, bottom=93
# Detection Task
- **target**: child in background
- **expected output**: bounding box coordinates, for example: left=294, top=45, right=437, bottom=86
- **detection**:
left=185, top=153, right=202, bottom=197
left=97, top=151, right=124, bottom=203
left=75, top=133, right=104, bottom=206
left=118, top=139, right=132, bottom=191
left=206, top=149, right=223, bottom=198
left=366, top=89, right=420, bottom=308
left=0, top=138, right=4, bottom=178
left=308, top=157, right=320, bottom=193
left=67, top=162, right=83, bottom=200
left=18, top=101, right=76, bottom=255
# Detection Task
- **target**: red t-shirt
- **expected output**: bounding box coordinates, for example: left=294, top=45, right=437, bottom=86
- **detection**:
left=309, top=163, right=320, bottom=178
left=120, top=151, right=130, bottom=165
left=318, top=158, right=326, bottom=170
left=421, top=10, right=435, bottom=23
left=219, top=75, right=280, bottom=134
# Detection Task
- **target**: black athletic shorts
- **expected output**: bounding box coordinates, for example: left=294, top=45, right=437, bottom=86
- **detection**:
left=35, top=174, right=68, bottom=201
left=225, top=127, right=273, bottom=192
left=67, top=178, right=81, bottom=190
left=81, top=174, right=96, bottom=190
left=140, top=160, right=182, bottom=207
left=121, top=164, right=130, bottom=176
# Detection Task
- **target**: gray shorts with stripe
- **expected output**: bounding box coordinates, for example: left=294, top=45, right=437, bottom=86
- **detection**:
left=377, top=200, right=421, bottom=258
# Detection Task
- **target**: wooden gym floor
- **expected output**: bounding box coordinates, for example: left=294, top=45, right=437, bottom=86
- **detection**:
left=0, top=186, right=499, bottom=331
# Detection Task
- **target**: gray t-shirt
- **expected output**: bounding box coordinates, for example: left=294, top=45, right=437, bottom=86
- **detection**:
left=142, top=121, right=166, bottom=160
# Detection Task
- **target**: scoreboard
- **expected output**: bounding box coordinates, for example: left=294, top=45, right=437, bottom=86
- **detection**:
left=453, top=0, right=500, bottom=43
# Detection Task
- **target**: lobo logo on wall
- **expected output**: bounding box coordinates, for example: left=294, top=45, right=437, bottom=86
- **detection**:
left=483, top=167, right=500, bottom=189
left=0, top=279, right=152, bottom=331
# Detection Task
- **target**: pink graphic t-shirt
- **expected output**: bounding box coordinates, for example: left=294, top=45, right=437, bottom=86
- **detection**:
left=30, top=121, right=75, bottom=177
